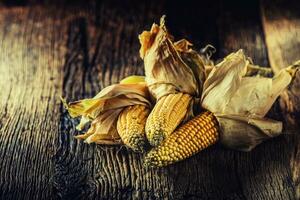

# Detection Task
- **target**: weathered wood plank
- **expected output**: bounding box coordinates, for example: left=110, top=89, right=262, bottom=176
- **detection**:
left=58, top=1, right=297, bottom=199
left=261, top=0, right=300, bottom=198
left=0, top=1, right=298, bottom=199
left=57, top=1, right=260, bottom=199
left=56, top=1, right=174, bottom=199
left=217, top=0, right=295, bottom=199
left=54, top=11, right=97, bottom=199
left=0, top=6, right=66, bottom=200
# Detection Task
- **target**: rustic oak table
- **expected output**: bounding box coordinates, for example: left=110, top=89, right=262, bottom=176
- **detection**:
left=0, top=0, right=299, bottom=199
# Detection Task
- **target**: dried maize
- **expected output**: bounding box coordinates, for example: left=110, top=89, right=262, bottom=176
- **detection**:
left=145, top=93, right=192, bottom=146
left=144, top=111, right=219, bottom=167
left=117, top=105, right=150, bottom=153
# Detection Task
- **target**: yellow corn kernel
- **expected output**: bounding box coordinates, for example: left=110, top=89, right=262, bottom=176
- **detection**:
left=117, top=105, right=150, bottom=153
left=144, top=111, right=219, bottom=167
left=145, top=93, right=192, bottom=146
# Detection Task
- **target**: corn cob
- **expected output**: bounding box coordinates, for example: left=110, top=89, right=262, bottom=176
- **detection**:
left=145, top=93, right=192, bottom=146
left=117, top=105, right=150, bottom=153
left=144, top=111, right=219, bottom=167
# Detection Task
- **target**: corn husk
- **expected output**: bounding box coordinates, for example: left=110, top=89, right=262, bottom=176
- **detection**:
left=62, top=76, right=152, bottom=145
left=139, top=16, right=210, bottom=119
left=201, top=50, right=294, bottom=151
left=215, top=114, right=282, bottom=151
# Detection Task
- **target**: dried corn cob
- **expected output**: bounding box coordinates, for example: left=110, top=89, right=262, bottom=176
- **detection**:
left=145, top=93, right=192, bottom=146
left=117, top=105, right=150, bottom=153
left=144, top=111, right=219, bottom=167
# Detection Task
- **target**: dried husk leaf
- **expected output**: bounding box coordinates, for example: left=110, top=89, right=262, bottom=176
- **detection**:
left=75, top=109, right=122, bottom=145
left=139, top=16, right=210, bottom=119
left=66, top=83, right=151, bottom=119
left=215, top=114, right=282, bottom=151
left=175, top=39, right=207, bottom=100
left=201, top=50, right=294, bottom=151
left=63, top=77, right=152, bottom=145
left=141, top=26, right=200, bottom=98
left=222, top=71, right=291, bottom=117
left=201, top=50, right=249, bottom=112
left=119, top=75, right=145, bottom=84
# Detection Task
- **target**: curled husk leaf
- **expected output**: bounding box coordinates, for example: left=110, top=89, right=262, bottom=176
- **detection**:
left=139, top=16, right=211, bottom=119
left=62, top=76, right=151, bottom=145
left=201, top=50, right=295, bottom=151
left=120, top=75, right=145, bottom=84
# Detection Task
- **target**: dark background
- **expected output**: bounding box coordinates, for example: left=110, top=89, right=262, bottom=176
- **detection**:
left=0, top=0, right=299, bottom=199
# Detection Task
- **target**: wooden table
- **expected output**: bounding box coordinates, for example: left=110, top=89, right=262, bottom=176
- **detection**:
left=0, top=0, right=299, bottom=199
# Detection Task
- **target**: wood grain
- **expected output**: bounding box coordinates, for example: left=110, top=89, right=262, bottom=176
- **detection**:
left=0, top=0, right=299, bottom=199
left=56, top=1, right=173, bottom=199
left=216, top=1, right=295, bottom=199
left=0, top=6, right=66, bottom=199
left=261, top=0, right=300, bottom=198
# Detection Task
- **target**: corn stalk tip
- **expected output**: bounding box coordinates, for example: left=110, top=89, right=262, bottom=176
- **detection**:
left=160, top=15, right=166, bottom=26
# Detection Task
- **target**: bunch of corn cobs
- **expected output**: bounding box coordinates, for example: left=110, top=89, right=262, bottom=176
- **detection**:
left=64, top=16, right=299, bottom=168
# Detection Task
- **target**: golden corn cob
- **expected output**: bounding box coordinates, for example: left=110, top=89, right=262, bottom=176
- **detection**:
left=117, top=105, right=150, bottom=153
left=144, top=111, right=219, bottom=167
left=145, top=93, right=192, bottom=146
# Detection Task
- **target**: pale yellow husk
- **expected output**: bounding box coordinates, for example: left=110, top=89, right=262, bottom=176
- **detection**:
left=62, top=76, right=152, bottom=145
left=139, top=16, right=214, bottom=147
left=139, top=16, right=210, bottom=120
left=201, top=50, right=296, bottom=151
left=120, top=75, right=145, bottom=84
